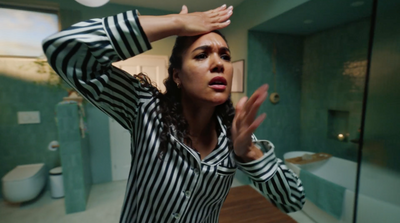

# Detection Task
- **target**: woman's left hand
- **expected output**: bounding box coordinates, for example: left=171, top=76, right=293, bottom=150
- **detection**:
left=231, top=84, right=269, bottom=161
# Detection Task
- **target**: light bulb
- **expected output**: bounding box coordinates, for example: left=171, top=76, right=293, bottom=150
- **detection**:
left=75, top=0, right=109, bottom=7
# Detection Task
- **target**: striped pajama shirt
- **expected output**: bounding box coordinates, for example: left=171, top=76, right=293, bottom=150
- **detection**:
left=42, top=9, right=305, bottom=223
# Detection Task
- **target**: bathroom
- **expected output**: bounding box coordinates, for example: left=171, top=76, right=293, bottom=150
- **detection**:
left=0, top=0, right=399, bottom=222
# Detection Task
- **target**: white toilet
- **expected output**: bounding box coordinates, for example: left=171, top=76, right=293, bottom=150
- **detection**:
left=2, top=163, right=46, bottom=203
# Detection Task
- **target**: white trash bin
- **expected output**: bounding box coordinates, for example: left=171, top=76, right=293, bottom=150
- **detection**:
left=49, top=167, right=64, bottom=199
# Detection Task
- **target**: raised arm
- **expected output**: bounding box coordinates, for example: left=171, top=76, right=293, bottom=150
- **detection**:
left=42, top=10, right=153, bottom=131
left=42, top=5, right=233, bottom=131
left=232, top=85, right=305, bottom=212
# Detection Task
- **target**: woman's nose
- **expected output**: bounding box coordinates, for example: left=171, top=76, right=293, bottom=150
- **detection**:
left=211, top=55, right=224, bottom=73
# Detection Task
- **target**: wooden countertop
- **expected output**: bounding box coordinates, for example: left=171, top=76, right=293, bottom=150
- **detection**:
left=219, top=185, right=297, bottom=223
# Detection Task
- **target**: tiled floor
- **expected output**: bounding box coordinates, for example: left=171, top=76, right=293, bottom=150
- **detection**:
left=288, top=212, right=316, bottom=223
left=0, top=179, right=315, bottom=223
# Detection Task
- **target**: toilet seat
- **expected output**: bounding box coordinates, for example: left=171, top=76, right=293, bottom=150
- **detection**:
left=2, top=163, right=45, bottom=182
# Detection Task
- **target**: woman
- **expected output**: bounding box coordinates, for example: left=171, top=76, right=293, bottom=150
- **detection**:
left=43, top=5, right=304, bottom=223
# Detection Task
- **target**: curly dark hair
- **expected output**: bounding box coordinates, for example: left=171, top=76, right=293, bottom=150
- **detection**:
left=134, top=30, right=235, bottom=158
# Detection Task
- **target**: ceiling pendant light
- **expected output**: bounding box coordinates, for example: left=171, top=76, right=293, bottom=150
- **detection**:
left=75, top=0, right=109, bottom=7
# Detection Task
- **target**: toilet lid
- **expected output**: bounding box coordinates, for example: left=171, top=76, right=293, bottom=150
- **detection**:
left=2, top=163, right=44, bottom=182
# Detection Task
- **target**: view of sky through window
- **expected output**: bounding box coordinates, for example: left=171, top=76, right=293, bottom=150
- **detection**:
left=0, top=7, right=58, bottom=57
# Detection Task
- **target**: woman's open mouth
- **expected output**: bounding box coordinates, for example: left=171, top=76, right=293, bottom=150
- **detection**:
left=209, top=76, right=227, bottom=91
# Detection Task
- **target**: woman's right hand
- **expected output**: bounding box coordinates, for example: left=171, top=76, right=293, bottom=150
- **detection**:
left=176, top=5, right=233, bottom=36
left=139, top=5, right=233, bottom=42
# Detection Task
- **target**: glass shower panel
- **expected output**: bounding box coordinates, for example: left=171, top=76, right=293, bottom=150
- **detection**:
left=247, top=1, right=374, bottom=222
left=356, top=0, right=400, bottom=222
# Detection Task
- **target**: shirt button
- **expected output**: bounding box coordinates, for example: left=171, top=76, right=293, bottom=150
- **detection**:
left=172, top=212, right=181, bottom=219
left=184, top=190, right=191, bottom=198
left=194, top=168, right=200, bottom=175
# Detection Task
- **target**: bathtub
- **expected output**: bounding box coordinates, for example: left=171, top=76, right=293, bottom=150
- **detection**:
left=284, top=151, right=400, bottom=223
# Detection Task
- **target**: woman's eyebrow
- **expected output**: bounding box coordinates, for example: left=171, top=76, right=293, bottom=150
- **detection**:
left=192, top=45, right=231, bottom=53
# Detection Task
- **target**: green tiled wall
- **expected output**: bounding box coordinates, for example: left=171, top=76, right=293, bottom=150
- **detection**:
left=0, top=75, right=66, bottom=199
left=247, top=31, right=303, bottom=160
left=56, top=102, right=92, bottom=214
left=247, top=18, right=370, bottom=163
left=301, top=18, right=370, bottom=161
left=80, top=118, right=92, bottom=203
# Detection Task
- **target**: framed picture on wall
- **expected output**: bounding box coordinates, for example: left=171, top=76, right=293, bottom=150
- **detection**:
left=232, top=60, right=244, bottom=92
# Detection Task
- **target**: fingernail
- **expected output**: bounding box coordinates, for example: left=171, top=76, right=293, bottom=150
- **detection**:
left=221, top=4, right=226, bottom=8
left=228, top=5, right=233, bottom=10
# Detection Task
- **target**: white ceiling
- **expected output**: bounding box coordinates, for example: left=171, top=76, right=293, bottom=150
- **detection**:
left=110, top=0, right=245, bottom=12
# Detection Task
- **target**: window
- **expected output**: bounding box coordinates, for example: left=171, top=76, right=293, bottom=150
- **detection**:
left=0, top=4, right=59, bottom=57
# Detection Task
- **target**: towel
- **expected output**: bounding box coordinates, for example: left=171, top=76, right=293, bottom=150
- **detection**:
left=300, top=169, right=346, bottom=219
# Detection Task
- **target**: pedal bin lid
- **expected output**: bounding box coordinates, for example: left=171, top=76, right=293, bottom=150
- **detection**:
left=50, top=167, right=62, bottom=175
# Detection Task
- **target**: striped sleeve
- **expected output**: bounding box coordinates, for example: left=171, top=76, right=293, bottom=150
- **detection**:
left=42, top=10, right=152, bottom=131
left=235, top=140, right=305, bottom=213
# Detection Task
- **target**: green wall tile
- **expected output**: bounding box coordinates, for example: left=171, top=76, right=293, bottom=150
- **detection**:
left=0, top=75, right=66, bottom=199
left=248, top=31, right=303, bottom=160
left=301, top=18, right=370, bottom=161
left=246, top=18, right=369, bottom=165
left=56, top=102, right=92, bottom=214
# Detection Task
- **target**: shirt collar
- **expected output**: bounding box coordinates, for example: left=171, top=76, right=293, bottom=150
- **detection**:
left=168, top=115, right=232, bottom=166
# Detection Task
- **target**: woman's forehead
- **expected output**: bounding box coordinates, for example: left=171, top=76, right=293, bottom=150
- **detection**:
left=189, top=32, right=228, bottom=51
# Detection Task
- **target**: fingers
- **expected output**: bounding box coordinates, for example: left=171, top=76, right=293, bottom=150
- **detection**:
left=241, top=85, right=267, bottom=123
left=238, top=84, right=268, bottom=125
left=210, top=7, right=233, bottom=29
left=233, top=96, right=248, bottom=135
left=179, top=5, right=188, bottom=14
left=212, top=8, right=232, bottom=26
left=210, top=4, right=227, bottom=13
left=236, top=112, right=266, bottom=140
left=244, top=113, right=266, bottom=137
left=212, top=5, right=233, bottom=15
left=244, top=90, right=268, bottom=124
left=208, top=5, right=233, bottom=19
left=232, top=85, right=268, bottom=154
left=220, top=9, right=233, bottom=22
left=232, top=90, right=267, bottom=153
left=216, top=20, right=231, bottom=29
left=233, top=112, right=266, bottom=154
left=236, top=96, right=248, bottom=113
left=182, top=5, right=231, bottom=33
left=243, top=84, right=268, bottom=112
left=234, top=84, right=268, bottom=136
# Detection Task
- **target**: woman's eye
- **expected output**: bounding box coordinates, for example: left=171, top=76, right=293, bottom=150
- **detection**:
left=221, top=55, right=231, bottom=61
left=195, top=53, right=207, bottom=60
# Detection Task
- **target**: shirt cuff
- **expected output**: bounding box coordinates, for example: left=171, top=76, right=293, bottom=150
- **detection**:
left=235, top=140, right=278, bottom=183
left=102, top=10, right=152, bottom=60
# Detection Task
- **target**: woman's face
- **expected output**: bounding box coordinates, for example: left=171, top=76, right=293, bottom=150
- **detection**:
left=175, top=32, right=233, bottom=107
